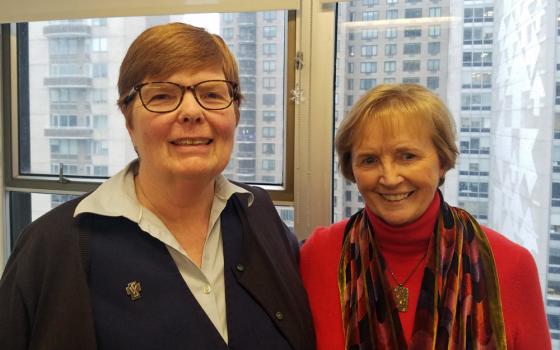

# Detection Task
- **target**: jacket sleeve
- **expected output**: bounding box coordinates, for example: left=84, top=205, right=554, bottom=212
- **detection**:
left=508, top=246, right=551, bottom=349
left=0, top=234, right=32, bottom=350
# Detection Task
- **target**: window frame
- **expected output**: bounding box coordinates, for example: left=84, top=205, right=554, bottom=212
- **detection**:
left=1, top=10, right=298, bottom=209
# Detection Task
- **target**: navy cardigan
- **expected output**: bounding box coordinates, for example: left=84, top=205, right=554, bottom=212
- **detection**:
left=0, top=183, right=315, bottom=350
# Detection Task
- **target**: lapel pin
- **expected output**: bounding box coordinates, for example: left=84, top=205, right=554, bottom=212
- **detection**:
left=126, top=281, right=142, bottom=301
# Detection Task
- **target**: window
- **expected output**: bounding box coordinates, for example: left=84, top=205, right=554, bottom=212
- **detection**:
left=427, top=76, right=439, bottom=90
left=263, top=43, right=276, bottom=55
left=263, top=60, right=276, bottom=72
left=363, top=0, right=378, bottom=5
left=262, top=159, right=276, bottom=171
left=346, top=95, right=354, bottom=106
left=263, top=26, right=277, bottom=38
left=361, top=29, right=378, bottom=40
left=262, top=127, right=276, bottom=138
left=402, top=60, right=420, bottom=72
left=405, top=8, right=422, bottom=18
left=384, top=61, right=396, bottom=73
left=347, top=62, right=354, bottom=73
left=361, top=45, right=377, bottom=57
left=429, top=7, right=441, bottom=17
left=363, top=11, right=379, bottom=21
left=263, top=11, right=276, bottom=21
left=360, top=79, right=376, bottom=90
left=263, top=78, right=276, bottom=89
left=427, top=59, right=440, bottom=72
left=262, top=143, right=275, bottom=154
left=404, top=28, right=422, bottom=38
left=222, top=27, right=233, bottom=39
left=262, top=94, right=276, bottom=105
left=347, top=79, right=354, bottom=90
left=403, top=43, right=421, bottom=55
left=360, top=62, right=377, bottom=73
left=403, top=77, right=420, bottom=84
left=386, top=28, right=397, bottom=39
left=428, top=25, right=441, bottom=38
left=91, top=38, right=108, bottom=52
left=386, top=9, right=398, bottom=20
left=465, top=7, right=494, bottom=23
left=92, top=89, right=107, bottom=103
left=428, top=42, right=441, bottom=55
left=385, top=44, right=397, bottom=56
left=386, top=0, right=398, bottom=4
left=463, top=51, right=492, bottom=66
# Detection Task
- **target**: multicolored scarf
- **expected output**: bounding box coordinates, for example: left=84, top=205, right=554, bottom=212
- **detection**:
left=338, top=197, right=507, bottom=349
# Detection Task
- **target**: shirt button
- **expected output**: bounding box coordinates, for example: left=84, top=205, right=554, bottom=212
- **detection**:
left=275, top=311, right=284, bottom=320
left=236, top=264, right=245, bottom=272
left=203, top=285, right=212, bottom=294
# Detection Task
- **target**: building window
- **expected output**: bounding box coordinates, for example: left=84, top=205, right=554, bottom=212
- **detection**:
left=361, top=29, right=378, bottom=40
left=91, top=38, right=108, bottom=52
left=427, top=76, right=439, bottom=90
left=263, top=60, right=276, bottom=72
left=345, top=191, right=352, bottom=201
left=429, top=7, right=441, bottom=17
left=403, top=43, right=421, bottom=55
left=263, top=111, right=276, bottom=122
left=346, top=95, right=354, bottom=106
left=385, top=44, right=397, bottom=56
left=262, top=143, right=275, bottom=154
left=428, top=42, right=441, bottom=55
left=405, top=8, right=422, bottom=18
left=92, top=89, right=107, bottom=103
left=386, top=28, right=397, bottom=39
left=222, top=27, right=234, bottom=40
left=263, top=78, right=276, bottom=89
left=463, top=51, right=492, bottom=66
left=402, top=60, right=420, bottom=72
left=427, top=59, right=440, bottom=72
left=404, top=28, right=422, bottom=38
left=363, top=11, right=379, bottom=21
left=262, top=94, right=276, bottom=105
left=403, top=77, right=420, bottom=84
left=262, top=127, right=276, bottom=138
left=94, top=141, right=109, bottom=156
left=263, top=43, right=276, bottom=55
left=361, top=45, right=377, bottom=57
left=263, top=11, right=277, bottom=21
left=360, top=79, right=376, bottom=90
left=384, top=61, right=396, bottom=73
left=263, top=26, right=277, bottom=38
left=262, top=159, right=276, bottom=170
left=347, top=62, right=354, bottom=73
left=360, top=62, right=377, bottom=73
left=428, top=25, right=441, bottom=38
left=347, top=78, right=354, bottom=90
left=386, top=9, right=398, bottom=19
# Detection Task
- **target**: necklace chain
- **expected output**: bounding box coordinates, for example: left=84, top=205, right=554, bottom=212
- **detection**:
left=386, top=251, right=427, bottom=287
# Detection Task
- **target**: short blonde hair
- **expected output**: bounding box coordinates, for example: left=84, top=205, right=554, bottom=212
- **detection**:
left=335, top=84, right=458, bottom=185
left=117, top=22, right=242, bottom=126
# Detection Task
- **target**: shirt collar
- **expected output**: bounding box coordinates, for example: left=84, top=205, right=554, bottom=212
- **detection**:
left=74, top=162, right=254, bottom=220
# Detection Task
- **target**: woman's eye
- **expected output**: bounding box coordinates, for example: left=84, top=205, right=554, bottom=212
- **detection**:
left=362, top=156, right=377, bottom=165
left=402, top=153, right=416, bottom=160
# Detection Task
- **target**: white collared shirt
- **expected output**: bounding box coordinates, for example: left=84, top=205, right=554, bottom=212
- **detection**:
left=75, top=164, right=253, bottom=343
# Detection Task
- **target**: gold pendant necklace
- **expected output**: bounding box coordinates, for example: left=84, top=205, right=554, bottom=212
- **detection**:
left=386, top=251, right=427, bottom=312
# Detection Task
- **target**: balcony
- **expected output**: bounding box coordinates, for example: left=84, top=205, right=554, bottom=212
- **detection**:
left=44, top=76, right=92, bottom=87
left=43, top=23, right=92, bottom=37
left=44, top=127, right=94, bottom=139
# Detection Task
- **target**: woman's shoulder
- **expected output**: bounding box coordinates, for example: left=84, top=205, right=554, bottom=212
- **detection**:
left=300, top=219, right=349, bottom=263
left=482, top=226, right=535, bottom=266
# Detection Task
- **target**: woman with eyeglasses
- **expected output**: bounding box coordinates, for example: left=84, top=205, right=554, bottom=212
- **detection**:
left=300, top=84, right=550, bottom=349
left=0, top=23, right=315, bottom=350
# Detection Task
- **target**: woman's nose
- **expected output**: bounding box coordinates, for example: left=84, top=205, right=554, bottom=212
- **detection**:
left=378, top=163, right=403, bottom=186
left=177, top=91, right=204, bottom=123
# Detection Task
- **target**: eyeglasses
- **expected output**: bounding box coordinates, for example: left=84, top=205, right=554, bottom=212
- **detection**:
left=124, top=80, right=239, bottom=113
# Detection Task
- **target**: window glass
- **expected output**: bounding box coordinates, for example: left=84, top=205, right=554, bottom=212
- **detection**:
left=334, top=1, right=556, bottom=345
left=19, top=12, right=287, bottom=188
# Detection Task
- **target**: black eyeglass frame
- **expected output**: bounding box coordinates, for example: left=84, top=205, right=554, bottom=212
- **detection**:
left=123, top=79, right=239, bottom=113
